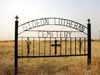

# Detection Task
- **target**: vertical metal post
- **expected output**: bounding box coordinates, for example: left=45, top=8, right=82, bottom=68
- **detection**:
left=60, top=32, right=62, bottom=56
left=87, top=19, right=91, bottom=65
left=15, top=16, right=19, bottom=75
left=65, top=36, right=67, bottom=55
left=75, top=37, right=77, bottom=55
left=26, top=38, right=30, bottom=62
left=33, top=37, right=34, bottom=56
left=70, top=37, right=72, bottom=55
left=84, top=38, right=86, bottom=54
left=50, top=36, right=51, bottom=56
left=79, top=37, right=81, bottom=54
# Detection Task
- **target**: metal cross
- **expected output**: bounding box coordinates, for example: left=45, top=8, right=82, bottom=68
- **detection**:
left=26, top=37, right=31, bottom=55
left=51, top=39, right=61, bottom=55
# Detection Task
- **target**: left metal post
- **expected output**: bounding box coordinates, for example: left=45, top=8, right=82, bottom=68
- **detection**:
left=87, top=19, right=91, bottom=65
left=15, top=16, right=19, bottom=75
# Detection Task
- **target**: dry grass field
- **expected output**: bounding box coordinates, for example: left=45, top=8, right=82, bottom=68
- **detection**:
left=0, top=40, right=100, bottom=75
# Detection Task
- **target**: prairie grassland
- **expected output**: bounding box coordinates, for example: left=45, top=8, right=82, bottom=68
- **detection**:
left=0, top=40, right=100, bottom=75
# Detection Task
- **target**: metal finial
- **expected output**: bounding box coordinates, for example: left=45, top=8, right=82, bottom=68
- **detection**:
left=15, top=15, right=19, bottom=21
left=87, top=19, right=91, bottom=24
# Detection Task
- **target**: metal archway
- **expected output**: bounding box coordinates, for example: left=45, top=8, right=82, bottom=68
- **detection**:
left=14, top=16, right=91, bottom=75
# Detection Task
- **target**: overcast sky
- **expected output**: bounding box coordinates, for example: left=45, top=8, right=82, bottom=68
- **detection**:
left=0, top=0, right=100, bottom=40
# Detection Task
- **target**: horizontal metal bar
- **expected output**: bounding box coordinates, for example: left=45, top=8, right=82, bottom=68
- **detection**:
left=28, top=30, right=80, bottom=32
left=18, top=37, right=87, bottom=38
left=18, top=54, right=88, bottom=58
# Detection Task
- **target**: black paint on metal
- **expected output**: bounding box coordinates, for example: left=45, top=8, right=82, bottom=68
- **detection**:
left=15, top=16, right=18, bottom=75
left=79, top=37, right=82, bottom=54
left=87, top=19, right=91, bottom=65
left=75, top=37, right=77, bottom=55
left=51, top=38, right=61, bottom=55
left=33, top=37, right=34, bottom=56
left=14, top=17, right=92, bottom=75
left=84, top=38, right=86, bottom=54
left=26, top=37, right=30, bottom=55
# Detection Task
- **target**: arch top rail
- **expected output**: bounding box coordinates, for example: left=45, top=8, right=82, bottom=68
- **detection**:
left=18, top=17, right=87, bottom=28
left=17, top=17, right=89, bottom=35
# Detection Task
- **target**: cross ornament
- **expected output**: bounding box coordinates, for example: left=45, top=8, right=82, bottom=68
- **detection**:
left=51, top=39, right=61, bottom=55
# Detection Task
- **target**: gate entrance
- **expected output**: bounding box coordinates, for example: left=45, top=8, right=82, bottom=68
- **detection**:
left=14, top=16, right=91, bottom=75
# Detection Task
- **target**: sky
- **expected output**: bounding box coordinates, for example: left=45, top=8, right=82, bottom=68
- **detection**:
left=0, top=0, right=100, bottom=40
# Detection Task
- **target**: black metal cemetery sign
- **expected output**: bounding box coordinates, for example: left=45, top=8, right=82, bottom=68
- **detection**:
left=14, top=16, right=91, bottom=75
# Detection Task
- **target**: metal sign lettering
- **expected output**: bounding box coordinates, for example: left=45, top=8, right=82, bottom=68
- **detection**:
left=18, top=18, right=87, bottom=34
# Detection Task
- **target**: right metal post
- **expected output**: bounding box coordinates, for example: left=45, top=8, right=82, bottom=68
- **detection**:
left=87, top=19, right=91, bottom=65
